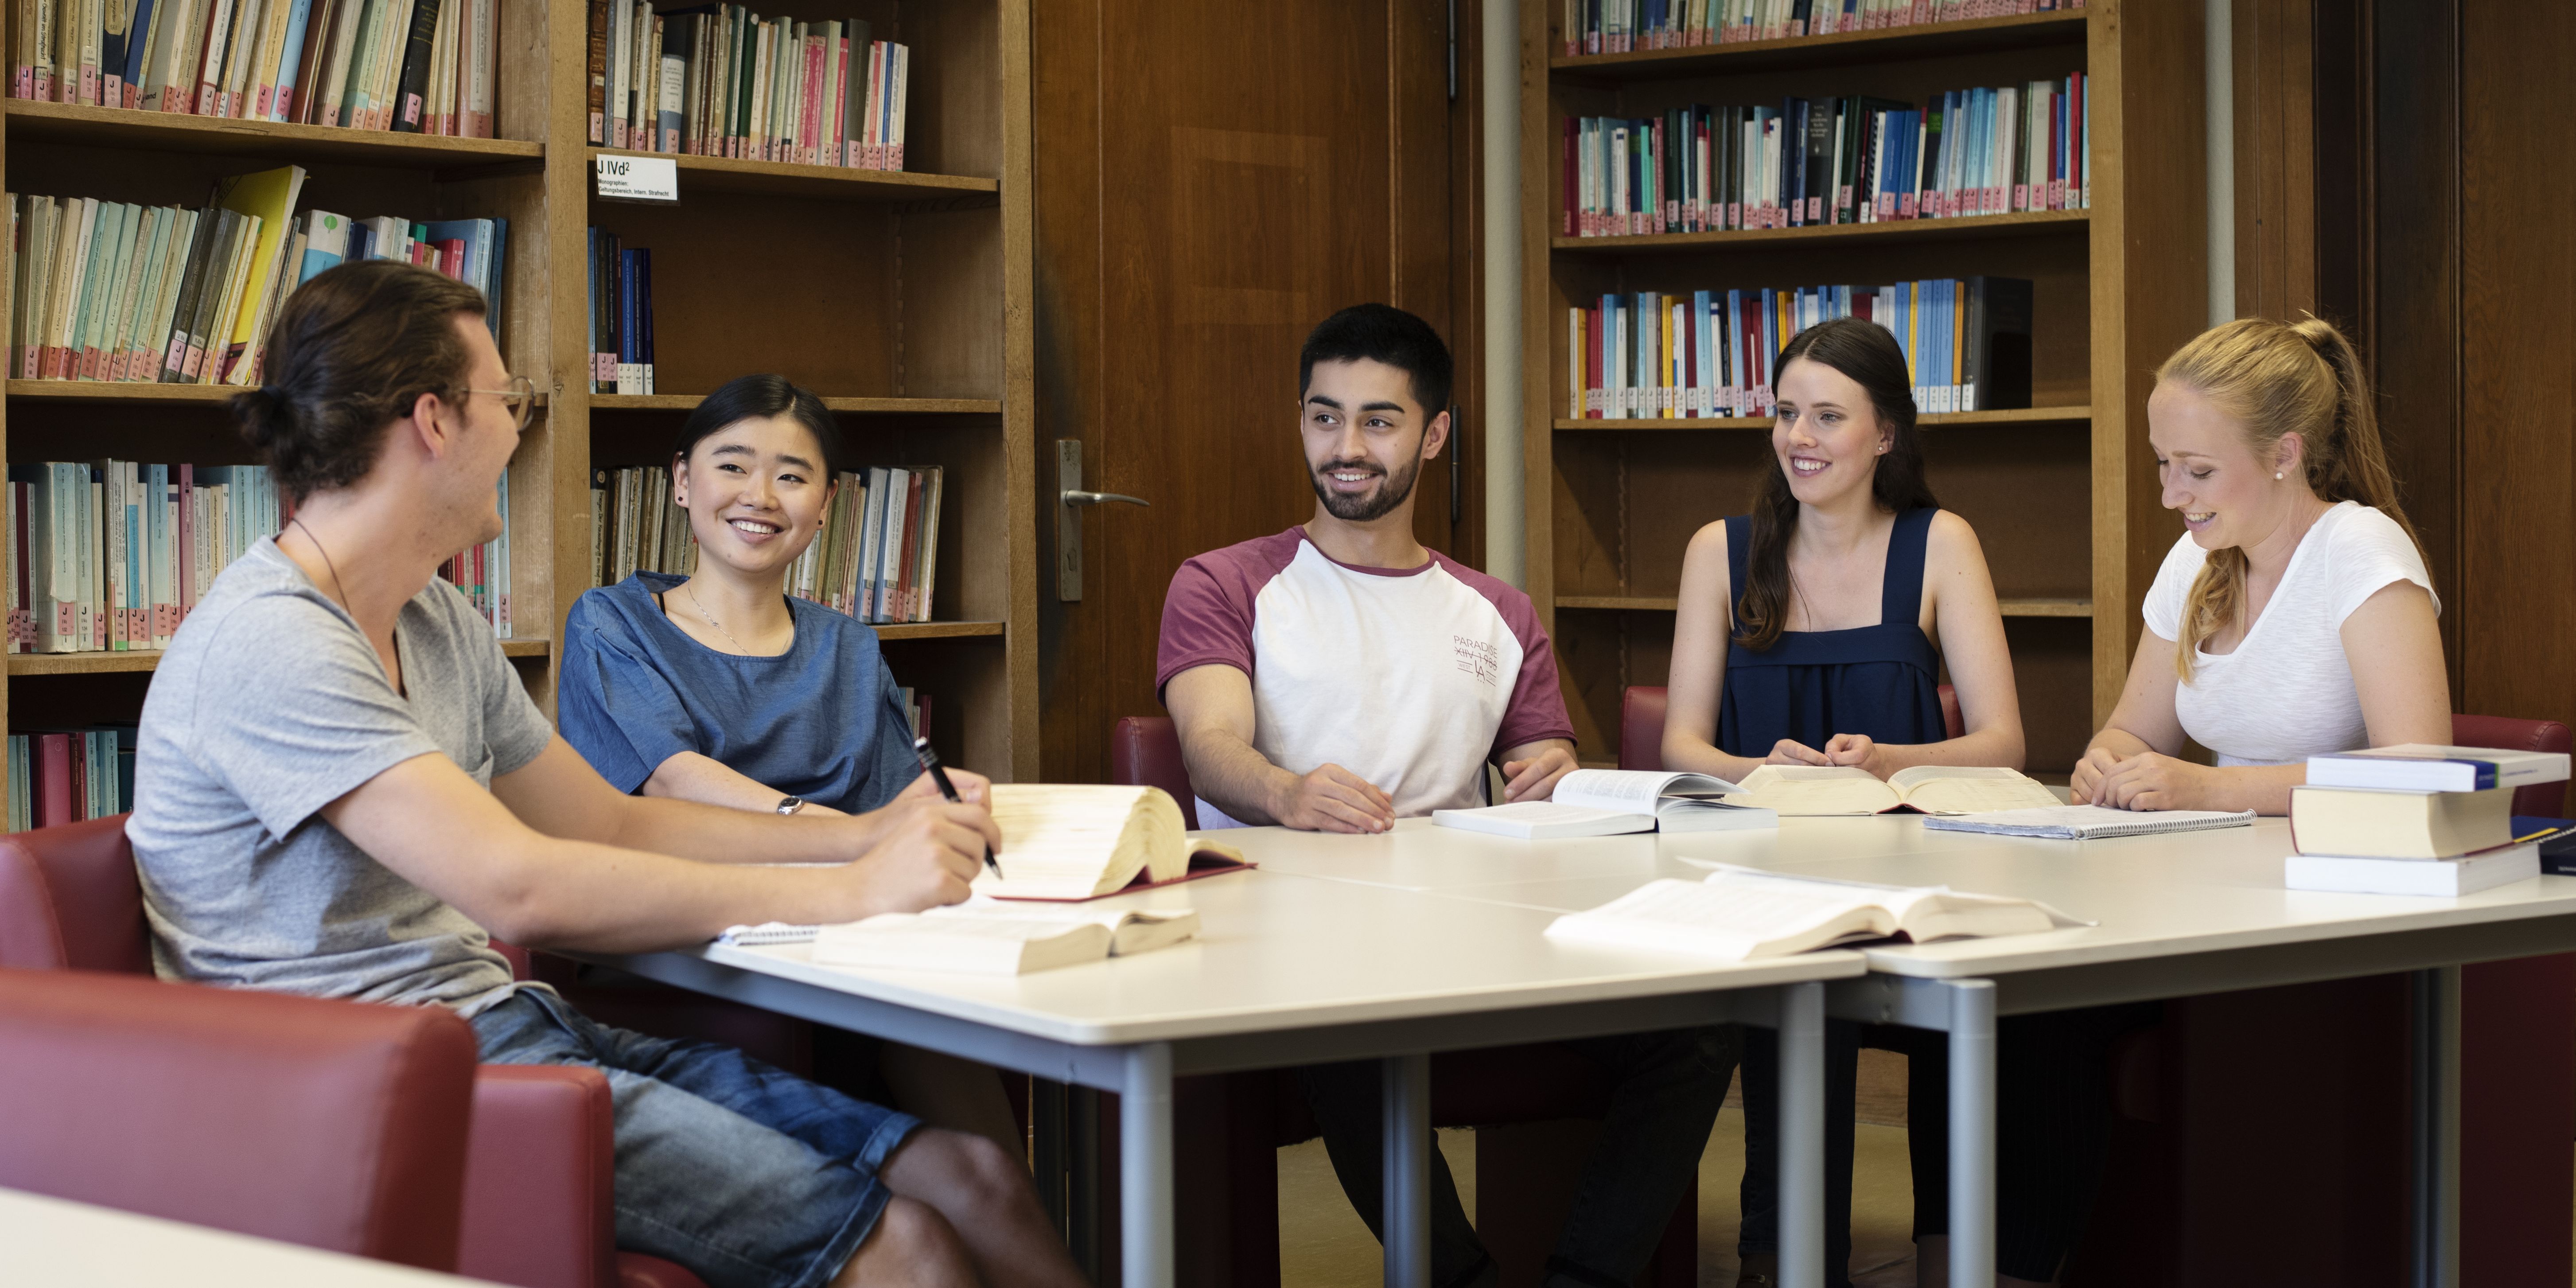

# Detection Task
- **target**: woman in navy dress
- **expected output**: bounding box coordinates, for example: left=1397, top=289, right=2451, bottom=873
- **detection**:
left=558, top=374, right=1021, bottom=1157
left=1664, top=318, right=2098, bottom=1287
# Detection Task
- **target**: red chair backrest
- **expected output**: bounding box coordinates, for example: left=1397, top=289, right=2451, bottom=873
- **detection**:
left=1111, top=717, right=1200, bottom=830
left=0, top=966, right=479, bottom=1270
left=0, top=815, right=148, bottom=974
left=2452, top=714, right=2576, bottom=817
left=1619, top=684, right=1966, bottom=770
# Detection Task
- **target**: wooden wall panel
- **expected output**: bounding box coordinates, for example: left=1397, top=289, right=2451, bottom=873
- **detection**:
left=2232, top=0, right=2317, bottom=323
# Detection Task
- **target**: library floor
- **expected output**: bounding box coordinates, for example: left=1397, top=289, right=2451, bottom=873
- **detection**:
left=1278, top=1051, right=1921, bottom=1288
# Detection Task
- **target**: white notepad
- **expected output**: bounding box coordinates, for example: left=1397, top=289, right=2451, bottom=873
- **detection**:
left=1924, top=804, right=2255, bottom=840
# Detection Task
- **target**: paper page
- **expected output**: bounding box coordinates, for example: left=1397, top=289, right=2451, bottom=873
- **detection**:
left=977, top=785, right=1152, bottom=896
left=1894, top=774, right=2063, bottom=815
left=1553, top=768, right=1747, bottom=813
left=1924, top=804, right=2255, bottom=839
left=1727, top=765, right=1904, bottom=815
left=1436, top=800, right=1652, bottom=833
left=1549, top=876, right=1887, bottom=959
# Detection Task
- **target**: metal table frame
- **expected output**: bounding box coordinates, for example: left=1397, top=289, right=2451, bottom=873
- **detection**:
left=588, top=949, right=1840, bottom=1288
left=1833, top=909, right=2576, bottom=1288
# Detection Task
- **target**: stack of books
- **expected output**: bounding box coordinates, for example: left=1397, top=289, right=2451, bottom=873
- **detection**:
left=1563, top=0, right=2083, bottom=54
left=588, top=3, right=910, bottom=171
left=1570, top=275, right=2031, bottom=418
left=11, top=165, right=509, bottom=387
left=8, top=0, right=501, bottom=136
left=5, top=726, right=133, bottom=830
left=1562, top=77, right=2089, bottom=239
left=585, top=228, right=653, bottom=394
left=589, top=462, right=941, bottom=626
left=2284, top=745, right=2572, bottom=895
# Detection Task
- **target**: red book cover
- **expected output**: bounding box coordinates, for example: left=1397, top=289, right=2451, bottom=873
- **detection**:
left=896, top=470, right=926, bottom=621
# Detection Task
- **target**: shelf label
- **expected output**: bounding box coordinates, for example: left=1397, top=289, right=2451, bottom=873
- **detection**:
left=595, top=155, right=679, bottom=203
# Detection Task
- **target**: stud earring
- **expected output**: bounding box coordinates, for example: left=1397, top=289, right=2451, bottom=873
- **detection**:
left=2275, top=472, right=2284, bottom=480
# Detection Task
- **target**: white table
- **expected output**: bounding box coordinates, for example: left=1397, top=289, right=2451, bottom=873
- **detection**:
left=0, top=1186, right=491, bottom=1286
left=581, top=866, right=1864, bottom=1288
left=1245, top=816, right=2576, bottom=1288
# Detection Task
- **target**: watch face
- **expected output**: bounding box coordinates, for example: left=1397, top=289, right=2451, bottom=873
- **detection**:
left=778, top=797, right=805, bottom=815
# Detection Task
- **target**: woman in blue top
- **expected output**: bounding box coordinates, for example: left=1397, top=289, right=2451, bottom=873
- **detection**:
left=1663, top=319, right=2115, bottom=1287
left=560, top=374, right=1019, bottom=1153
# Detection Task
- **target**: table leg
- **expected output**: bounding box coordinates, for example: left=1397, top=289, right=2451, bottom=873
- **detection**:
left=1031, top=1078, right=1068, bottom=1240
left=2410, top=965, right=2461, bottom=1288
left=1069, top=1086, right=1100, bottom=1278
left=1119, top=1044, right=1174, bottom=1288
left=1947, top=979, right=1996, bottom=1288
left=1382, top=1053, right=1432, bottom=1288
left=1777, top=981, right=1826, bottom=1288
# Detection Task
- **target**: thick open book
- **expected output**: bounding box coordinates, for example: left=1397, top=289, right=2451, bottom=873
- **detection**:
left=980, top=785, right=1252, bottom=901
left=1432, top=769, right=1774, bottom=838
left=1544, top=866, right=2089, bottom=961
left=1724, top=764, right=2062, bottom=816
left=812, top=900, right=1202, bottom=976
left=1924, top=804, right=2255, bottom=840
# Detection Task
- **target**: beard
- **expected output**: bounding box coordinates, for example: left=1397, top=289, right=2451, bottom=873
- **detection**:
left=1311, top=453, right=1422, bottom=522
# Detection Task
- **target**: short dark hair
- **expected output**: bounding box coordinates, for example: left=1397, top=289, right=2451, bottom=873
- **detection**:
left=234, top=260, right=488, bottom=502
left=1298, top=304, right=1453, bottom=420
left=673, top=374, right=844, bottom=477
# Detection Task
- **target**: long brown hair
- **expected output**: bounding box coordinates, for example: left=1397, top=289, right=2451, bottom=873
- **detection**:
left=2156, top=316, right=2424, bottom=681
left=1734, top=317, right=1939, bottom=651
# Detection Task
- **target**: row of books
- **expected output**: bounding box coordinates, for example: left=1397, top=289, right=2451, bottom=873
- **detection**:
left=1, top=461, right=512, bottom=652
left=9, top=166, right=509, bottom=385
left=2283, top=746, right=2572, bottom=895
left=6, top=461, right=281, bottom=653
left=1564, top=76, right=2089, bottom=237
left=1568, top=275, right=2032, bottom=418
left=5, top=728, right=132, bottom=831
left=588, top=3, right=911, bottom=171
left=587, top=228, right=654, bottom=394
left=589, top=461, right=946, bottom=625
left=9, top=0, right=500, bottom=137
left=1562, top=0, right=2081, bottom=53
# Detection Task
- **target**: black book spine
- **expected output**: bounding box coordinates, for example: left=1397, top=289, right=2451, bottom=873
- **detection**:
left=389, top=0, right=446, bottom=133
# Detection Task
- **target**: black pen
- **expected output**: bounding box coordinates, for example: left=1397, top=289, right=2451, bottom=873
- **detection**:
left=914, top=735, right=1003, bottom=881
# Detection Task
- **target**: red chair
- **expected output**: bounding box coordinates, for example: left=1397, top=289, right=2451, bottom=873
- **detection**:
left=1105, top=718, right=1695, bottom=1286
left=1112, top=716, right=1201, bottom=829
left=1618, top=683, right=1965, bottom=772
left=0, top=966, right=479, bottom=1271
left=0, top=816, right=705, bottom=1288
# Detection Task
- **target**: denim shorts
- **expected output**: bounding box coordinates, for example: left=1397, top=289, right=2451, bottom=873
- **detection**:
left=470, top=988, right=920, bottom=1288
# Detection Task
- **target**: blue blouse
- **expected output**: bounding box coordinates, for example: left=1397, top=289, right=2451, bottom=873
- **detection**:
left=1716, top=507, right=1948, bottom=755
left=559, top=572, right=918, bottom=813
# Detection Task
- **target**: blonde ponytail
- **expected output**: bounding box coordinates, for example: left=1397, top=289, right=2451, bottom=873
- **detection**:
left=2154, top=315, right=2424, bottom=681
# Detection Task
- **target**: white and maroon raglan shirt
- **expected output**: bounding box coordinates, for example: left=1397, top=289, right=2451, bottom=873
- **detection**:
left=1156, top=526, right=1577, bottom=828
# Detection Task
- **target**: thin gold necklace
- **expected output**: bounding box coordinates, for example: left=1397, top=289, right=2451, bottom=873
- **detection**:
left=682, top=581, right=752, bottom=654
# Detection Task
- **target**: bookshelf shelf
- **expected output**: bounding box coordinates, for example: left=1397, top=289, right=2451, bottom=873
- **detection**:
left=7, top=380, right=549, bottom=409
left=9, top=639, right=551, bottom=677
left=1553, top=405, right=2093, bottom=431
left=590, top=394, right=1001, bottom=416
left=876, top=621, right=1008, bottom=641
left=1525, top=0, right=2209, bottom=776
left=1553, top=208, right=2087, bottom=254
left=588, top=148, right=998, bottom=203
left=1552, top=10, right=2086, bottom=80
left=4, top=99, right=543, bottom=167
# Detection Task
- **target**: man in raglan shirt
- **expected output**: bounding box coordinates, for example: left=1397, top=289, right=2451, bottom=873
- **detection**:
left=1157, top=304, right=1732, bottom=1288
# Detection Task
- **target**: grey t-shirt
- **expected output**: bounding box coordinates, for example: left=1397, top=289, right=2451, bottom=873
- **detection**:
left=128, top=538, right=556, bottom=1015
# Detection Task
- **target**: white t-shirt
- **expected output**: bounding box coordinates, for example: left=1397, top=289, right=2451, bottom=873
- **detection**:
left=1156, top=527, right=1575, bottom=826
left=2139, top=502, right=2435, bottom=766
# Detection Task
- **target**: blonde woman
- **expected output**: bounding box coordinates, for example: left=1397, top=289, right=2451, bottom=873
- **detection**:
left=2072, top=316, right=2451, bottom=814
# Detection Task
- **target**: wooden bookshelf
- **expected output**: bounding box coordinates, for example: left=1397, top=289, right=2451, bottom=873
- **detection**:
left=0, top=0, right=1041, bottom=824
left=1521, top=0, right=2205, bottom=777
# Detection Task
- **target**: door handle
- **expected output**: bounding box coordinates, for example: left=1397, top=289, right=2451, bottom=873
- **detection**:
left=1062, top=490, right=1151, bottom=508
left=1056, top=440, right=1149, bottom=602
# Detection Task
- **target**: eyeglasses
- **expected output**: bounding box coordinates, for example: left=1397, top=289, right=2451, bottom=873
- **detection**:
left=466, top=375, right=538, bottom=432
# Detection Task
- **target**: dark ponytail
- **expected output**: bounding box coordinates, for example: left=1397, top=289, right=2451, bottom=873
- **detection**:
left=1734, top=317, right=1938, bottom=652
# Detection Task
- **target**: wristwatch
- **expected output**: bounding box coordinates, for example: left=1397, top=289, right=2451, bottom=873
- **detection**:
left=775, top=796, right=807, bottom=816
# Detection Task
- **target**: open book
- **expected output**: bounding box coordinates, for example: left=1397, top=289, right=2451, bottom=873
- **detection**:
left=1544, top=866, right=2089, bottom=961
left=813, top=900, right=1202, bottom=976
left=1432, top=769, right=1774, bottom=838
left=980, top=785, right=1251, bottom=901
left=1724, top=765, right=2062, bottom=816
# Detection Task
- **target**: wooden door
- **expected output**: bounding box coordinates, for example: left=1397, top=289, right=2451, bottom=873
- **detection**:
left=1033, top=0, right=1480, bottom=784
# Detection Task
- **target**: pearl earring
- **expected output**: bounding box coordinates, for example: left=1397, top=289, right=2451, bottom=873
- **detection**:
left=2275, top=472, right=2284, bottom=480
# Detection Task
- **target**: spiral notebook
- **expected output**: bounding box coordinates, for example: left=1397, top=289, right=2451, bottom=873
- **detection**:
left=1924, top=804, right=2255, bottom=840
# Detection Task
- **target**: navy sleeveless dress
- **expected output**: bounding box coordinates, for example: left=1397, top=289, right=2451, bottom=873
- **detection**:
left=1717, top=506, right=1947, bottom=757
